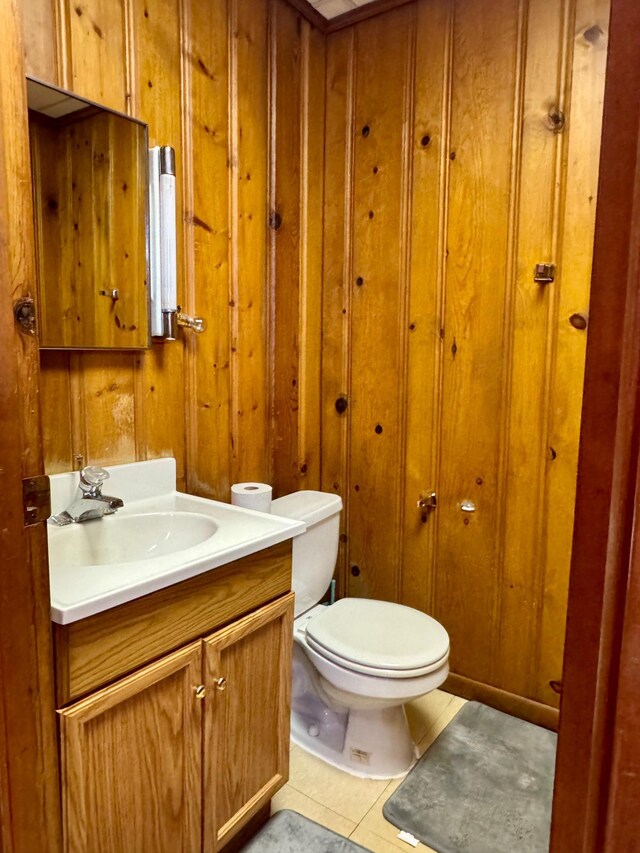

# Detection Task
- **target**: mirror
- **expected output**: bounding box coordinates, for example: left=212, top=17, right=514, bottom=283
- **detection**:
left=27, top=77, right=150, bottom=349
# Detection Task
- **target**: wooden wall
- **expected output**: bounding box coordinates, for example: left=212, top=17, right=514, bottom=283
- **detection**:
left=19, top=0, right=609, bottom=720
left=19, top=0, right=325, bottom=498
left=320, top=0, right=609, bottom=716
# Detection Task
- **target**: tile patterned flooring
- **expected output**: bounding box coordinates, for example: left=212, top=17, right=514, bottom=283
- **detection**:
left=272, top=690, right=467, bottom=853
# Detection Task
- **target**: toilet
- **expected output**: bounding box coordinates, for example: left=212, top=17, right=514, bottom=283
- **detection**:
left=271, top=490, right=450, bottom=779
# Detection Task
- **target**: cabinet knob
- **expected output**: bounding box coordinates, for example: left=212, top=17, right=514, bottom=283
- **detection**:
left=214, top=677, right=227, bottom=691
left=194, top=684, right=206, bottom=700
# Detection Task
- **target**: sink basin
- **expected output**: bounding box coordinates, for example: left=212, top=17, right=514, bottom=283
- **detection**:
left=47, top=458, right=306, bottom=625
left=48, top=511, right=218, bottom=568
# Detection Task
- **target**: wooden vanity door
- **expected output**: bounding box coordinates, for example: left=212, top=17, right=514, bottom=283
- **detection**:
left=58, top=642, right=202, bottom=853
left=203, top=592, right=294, bottom=851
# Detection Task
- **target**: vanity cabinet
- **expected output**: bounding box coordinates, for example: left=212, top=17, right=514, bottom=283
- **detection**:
left=54, top=542, right=294, bottom=853
left=203, top=597, right=293, bottom=850
left=59, top=642, right=203, bottom=852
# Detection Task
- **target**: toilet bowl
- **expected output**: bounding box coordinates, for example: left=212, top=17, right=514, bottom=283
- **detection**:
left=271, top=490, right=450, bottom=779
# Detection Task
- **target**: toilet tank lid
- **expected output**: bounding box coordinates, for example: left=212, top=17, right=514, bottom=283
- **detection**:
left=271, top=491, right=343, bottom=526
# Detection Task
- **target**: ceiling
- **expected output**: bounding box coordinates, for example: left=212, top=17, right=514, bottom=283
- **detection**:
left=308, top=0, right=379, bottom=19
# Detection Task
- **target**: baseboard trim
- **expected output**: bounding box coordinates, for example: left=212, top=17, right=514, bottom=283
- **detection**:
left=445, top=672, right=559, bottom=732
left=219, top=803, right=271, bottom=853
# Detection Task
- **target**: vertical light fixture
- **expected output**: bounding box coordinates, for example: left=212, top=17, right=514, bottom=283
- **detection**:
left=149, top=145, right=177, bottom=339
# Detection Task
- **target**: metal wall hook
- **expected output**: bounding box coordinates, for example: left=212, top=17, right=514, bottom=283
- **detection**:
left=99, top=288, right=119, bottom=302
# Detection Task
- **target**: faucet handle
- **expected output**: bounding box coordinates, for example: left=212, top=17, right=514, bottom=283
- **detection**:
left=80, top=466, right=110, bottom=489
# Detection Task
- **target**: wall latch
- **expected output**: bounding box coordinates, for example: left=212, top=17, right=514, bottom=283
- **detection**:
left=22, top=475, right=51, bottom=526
left=417, top=492, right=437, bottom=511
left=534, top=263, right=555, bottom=285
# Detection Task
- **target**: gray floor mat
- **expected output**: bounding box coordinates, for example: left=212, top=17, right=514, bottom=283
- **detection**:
left=240, top=809, right=373, bottom=852
left=383, top=701, right=557, bottom=853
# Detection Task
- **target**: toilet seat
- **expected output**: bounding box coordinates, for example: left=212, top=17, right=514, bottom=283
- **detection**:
left=305, top=598, right=449, bottom=679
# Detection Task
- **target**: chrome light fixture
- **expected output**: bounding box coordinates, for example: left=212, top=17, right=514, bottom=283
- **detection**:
left=149, top=146, right=177, bottom=339
left=149, top=145, right=207, bottom=340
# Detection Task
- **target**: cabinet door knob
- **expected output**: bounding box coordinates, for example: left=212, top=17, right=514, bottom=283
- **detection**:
left=214, top=677, right=227, bottom=691
left=194, top=684, right=206, bottom=700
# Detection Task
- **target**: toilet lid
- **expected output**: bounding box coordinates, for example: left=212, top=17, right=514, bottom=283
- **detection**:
left=305, top=599, right=449, bottom=678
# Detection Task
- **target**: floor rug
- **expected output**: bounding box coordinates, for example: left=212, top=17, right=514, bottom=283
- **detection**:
left=383, top=701, right=557, bottom=853
left=240, top=809, right=372, bottom=852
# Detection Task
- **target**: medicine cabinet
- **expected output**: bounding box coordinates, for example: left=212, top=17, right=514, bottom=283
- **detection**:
left=27, top=77, right=150, bottom=349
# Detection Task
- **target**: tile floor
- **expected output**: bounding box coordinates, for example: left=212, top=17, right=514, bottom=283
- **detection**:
left=272, top=689, right=467, bottom=853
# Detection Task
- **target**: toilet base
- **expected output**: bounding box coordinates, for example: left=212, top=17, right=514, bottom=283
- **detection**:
left=291, top=703, right=417, bottom=779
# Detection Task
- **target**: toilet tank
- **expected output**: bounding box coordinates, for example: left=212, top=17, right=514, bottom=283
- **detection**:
left=271, top=491, right=343, bottom=618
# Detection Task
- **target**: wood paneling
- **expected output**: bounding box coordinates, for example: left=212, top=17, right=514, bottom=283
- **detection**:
left=18, top=0, right=609, bottom=723
left=181, top=0, right=230, bottom=499
left=550, top=0, right=640, bottom=846
left=19, top=0, right=59, bottom=80
left=229, top=0, right=269, bottom=485
left=270, top=0, right=326, bottom=495
left=67, top=0, right=129, bottom=107
left=400, top=0, right=451, bottom=612
left=539, top=0, right=609, bottom=704
left=0, top=0, right=61, bottom=848
left=437, top=0, right=520, bottom=687
left=319, top=26, right=355, bottom=596
left=322, top=0, right=609, bottom=713
left=131, top=0, right=186, bottom=482
left=348, top=7, right=414, bottom=603
left=497, top=0, right=570, bottom=703
left=19, top=0, right=323, bottom=498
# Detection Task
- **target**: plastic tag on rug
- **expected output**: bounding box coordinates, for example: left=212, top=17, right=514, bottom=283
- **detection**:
left=397, top=830, right=420, bottom=847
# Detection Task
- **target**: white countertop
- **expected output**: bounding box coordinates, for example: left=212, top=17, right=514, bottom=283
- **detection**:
left=48, top=459, right=304, bottom=625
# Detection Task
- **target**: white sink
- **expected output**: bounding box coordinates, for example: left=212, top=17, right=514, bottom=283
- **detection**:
left=48, top=459, right=305, bottom=625
left=48, top=511, right=219, bottom=568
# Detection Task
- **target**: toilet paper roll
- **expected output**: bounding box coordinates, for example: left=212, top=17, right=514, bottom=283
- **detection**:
left=230, top=482, right=272, bottom=513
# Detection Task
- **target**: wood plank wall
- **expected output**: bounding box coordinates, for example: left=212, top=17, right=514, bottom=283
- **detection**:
left=19, top=0, right=325, bottom=499
left=18, top=0, right=609, bottom=720
left=321, top=0, right=609, bottom=716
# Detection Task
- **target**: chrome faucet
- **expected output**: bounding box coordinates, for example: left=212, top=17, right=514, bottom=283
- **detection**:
left=50, top=466, right=124, bottom=526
